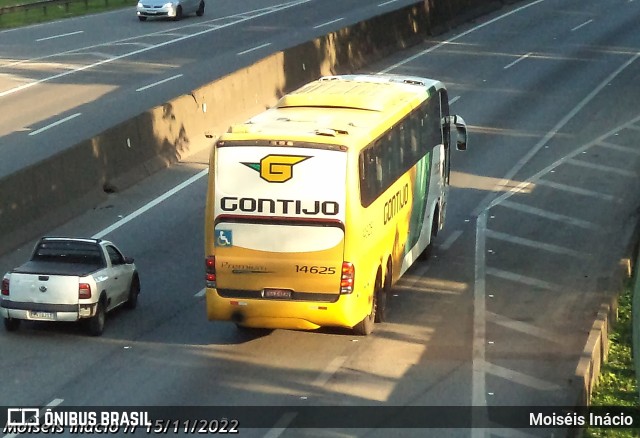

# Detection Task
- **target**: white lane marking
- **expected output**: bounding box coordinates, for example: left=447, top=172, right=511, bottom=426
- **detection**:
left=194, top=288, right=205, bottom=298
left=626, top=124, right=640, bottom=132
left=566, top=158, right=637, bottom=177
left=378, top=0, right=399, bottom=6
left=3, top=399, right=64, bottom=438
left=485, top=229, right=589, bottom=259
left=486, top=311, right=561, bottom=344
left=503, top=52, right=531, bottom=70
left=0, top=0, right=313, bottom=99
left=535, top=179, right=620, bottom=202
left=449, top=96, right=461, bottom=105
left=380, top=0, right=546, bottom=73
left=484, top=362, right=562, bottom=391
left=440, top=230, right=463, bottom=250
left=313, top=356, right=347, bottom=386
left=486, top=268, right=559, bottom=291
left=136, top=74, right=183, bottom=92
left=28, top=113, right=81, bottom=136
left=237, top=43, right=272, bottom=56
left=498, top=200, right=601, bottom=230
left=471, top=212, right=488, bottom=438
left=571, top=19, right=593, bottom=32
left=487, top=111, right=640, bottom=210
left=313, top=17, right=344, bottom=29
left=263, top=412, right=298, bottom=438
left=597, top=140, right=640, bottom=155
left=92, top=168, right=208, bottom=239
left=473, top=49, right=640, bottom=215
left=36, top=31, right=84, bottom=42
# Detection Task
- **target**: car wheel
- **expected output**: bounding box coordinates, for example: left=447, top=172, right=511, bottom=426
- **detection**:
left=4, top=317, right=20, bottom=332
left=87, top=299, right=106, bottom=336
left=138, top=16, right=147, bottom=21
left=125, top=276, right=140, bottom=310
left=173, top=6, right=183, bottom=20
left=196, top=1, right=204, bottom=16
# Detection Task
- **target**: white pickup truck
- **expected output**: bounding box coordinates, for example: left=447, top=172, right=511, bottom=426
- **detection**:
left=0, top=237, right=140, bottom=336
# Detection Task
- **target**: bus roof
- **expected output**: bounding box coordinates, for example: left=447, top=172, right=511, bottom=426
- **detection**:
left=221, top=74, right=443, bottom=150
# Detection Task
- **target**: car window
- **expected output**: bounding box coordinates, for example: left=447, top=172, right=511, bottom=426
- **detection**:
left=106, top=246, right=125, bottom=266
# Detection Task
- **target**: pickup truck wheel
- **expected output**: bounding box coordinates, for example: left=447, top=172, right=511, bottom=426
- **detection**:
left=87, top=299, right=106, bottom=336
left=4, top=317, right=20, bottom=332
left=125, top=277, right=140, bottom=310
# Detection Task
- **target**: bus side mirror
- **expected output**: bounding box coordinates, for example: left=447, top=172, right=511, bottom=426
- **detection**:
left=445, top=115, right=468, bottom=151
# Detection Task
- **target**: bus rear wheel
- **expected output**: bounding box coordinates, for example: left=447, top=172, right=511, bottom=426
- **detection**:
left=420, top=209, right=440, bottom=260
left=354, top=277, right=379, bottom=336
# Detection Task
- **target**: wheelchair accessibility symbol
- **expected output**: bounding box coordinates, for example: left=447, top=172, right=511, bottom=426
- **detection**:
left=216, top=230, right=233, bottom=247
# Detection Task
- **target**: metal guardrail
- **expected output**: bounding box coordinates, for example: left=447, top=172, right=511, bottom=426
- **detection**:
left=0, top=0, right=128, bottom=17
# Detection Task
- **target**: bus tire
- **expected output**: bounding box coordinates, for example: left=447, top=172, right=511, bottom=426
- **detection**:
left=376, top=264, right=390, bottom=323
left=354, top=277, right=379, bottom=336
left=420, top=208, right=440, bottom=260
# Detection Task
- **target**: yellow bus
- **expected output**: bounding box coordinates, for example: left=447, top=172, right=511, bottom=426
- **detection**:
left=204, top=74, right=467, bottom=335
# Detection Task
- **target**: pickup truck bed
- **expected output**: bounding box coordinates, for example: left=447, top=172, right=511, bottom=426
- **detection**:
left=12, top=261, right=104, bottom=277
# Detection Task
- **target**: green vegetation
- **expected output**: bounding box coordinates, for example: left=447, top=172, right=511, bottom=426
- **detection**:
left=0, top=0, right=132, bottom=29
left=585, top=282, right=640, bottom=437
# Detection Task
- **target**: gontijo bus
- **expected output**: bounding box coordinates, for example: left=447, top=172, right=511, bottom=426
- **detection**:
left=204, top=74, right=467, bottom=335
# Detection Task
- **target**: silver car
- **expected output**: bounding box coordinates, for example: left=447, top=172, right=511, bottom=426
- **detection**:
left=136, top=0, right=204, bottom=21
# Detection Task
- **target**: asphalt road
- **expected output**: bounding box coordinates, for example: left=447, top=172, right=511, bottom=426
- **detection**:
left=1, top=0, right=640, bottom=437
left=0, top=0, right=419, bottom=176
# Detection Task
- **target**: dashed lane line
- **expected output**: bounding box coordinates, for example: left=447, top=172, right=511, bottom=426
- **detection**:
left=485, top=229, right=589, bottom=259
left=535, top=179, right=620, bottom=203
left=486, top=311, right=561, bottom=344
left=498, top=200, right=601, bottom=231
left=485, top=268, right=560, bottom=291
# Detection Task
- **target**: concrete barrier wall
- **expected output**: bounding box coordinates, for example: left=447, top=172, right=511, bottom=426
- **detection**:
left=0, top=0, right=518, bottom=255
left=569, top=223, right=640, bottom=437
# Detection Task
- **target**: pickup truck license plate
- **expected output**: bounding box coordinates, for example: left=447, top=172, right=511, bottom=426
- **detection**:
left=29, top=311, right=55, bottom=320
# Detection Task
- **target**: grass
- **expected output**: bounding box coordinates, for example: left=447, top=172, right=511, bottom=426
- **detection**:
left=585, top=281, right=640, bottom=437
left=0, top=0, right=132, bottom=29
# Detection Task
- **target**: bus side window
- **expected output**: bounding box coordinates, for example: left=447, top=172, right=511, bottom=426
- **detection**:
left=374, top=142, right=384, bottom=192
left=409, top=112, right=420, bottom=167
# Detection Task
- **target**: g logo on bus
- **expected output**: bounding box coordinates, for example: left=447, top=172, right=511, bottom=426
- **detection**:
left=242, top=155, right=310, bottom=183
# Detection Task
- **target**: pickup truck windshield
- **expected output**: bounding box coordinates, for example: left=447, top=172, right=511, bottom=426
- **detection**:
left=32, top=241, right=104, bottom=265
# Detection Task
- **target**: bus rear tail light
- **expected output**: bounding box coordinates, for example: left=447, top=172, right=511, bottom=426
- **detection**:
left=78, top=283, right=92, bottom=299
left=206, top=256, right=216, bottom=288
left=340, top=262, right=355, bottom=294
left=1, top=278, right=9, bottom=296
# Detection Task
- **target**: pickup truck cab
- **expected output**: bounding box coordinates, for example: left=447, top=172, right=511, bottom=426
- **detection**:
left=1, top=237, right=140, bottom=336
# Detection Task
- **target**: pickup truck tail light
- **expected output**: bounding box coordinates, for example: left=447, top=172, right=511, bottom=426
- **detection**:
left=205, top=256, right=216, bottom=288
left=78, top=283, right=92, bottom=299
left=1, top=278, right=9, bottom=296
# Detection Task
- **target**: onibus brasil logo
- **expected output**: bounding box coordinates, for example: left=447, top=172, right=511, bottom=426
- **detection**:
left=242, top=154, right=310, bottom=183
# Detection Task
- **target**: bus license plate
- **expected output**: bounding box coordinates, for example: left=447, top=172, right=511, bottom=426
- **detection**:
left=263, top=289, right=292, bottom=299
left=29, top=311, right=55, bottom=320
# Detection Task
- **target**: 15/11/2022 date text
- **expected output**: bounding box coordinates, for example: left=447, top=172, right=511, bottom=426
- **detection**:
left=146, top=419, right=239, bottom=434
